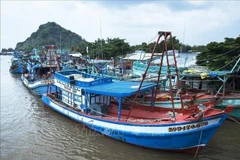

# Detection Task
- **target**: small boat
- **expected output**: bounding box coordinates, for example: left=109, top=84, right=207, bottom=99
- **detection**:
left=215, top=93, right=240, bottom=121
left=98, top=58, right=135, bottom=81
left=180, top=56, right=240, bottom=122
left=132, top=61, right=176, bottom=77
left=83, top=58, right=134, bottom=82
left=9, top=50, right=26, bottom=74
left=87, top=58, right=111, bottom=71
left=122, top=92, right=215, bottom=109
left=22, top=45, right=60, bottom=96
left=41, top=32, right=233, bottom=154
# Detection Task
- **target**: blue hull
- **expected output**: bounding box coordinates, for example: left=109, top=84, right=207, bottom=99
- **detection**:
left=9, top=66, right=24, bottom=74
left=42, top=94, right=228, bottom=152
left=31, top=85, right=56, bottom=96
left=22, top=76, right=56, bottom=96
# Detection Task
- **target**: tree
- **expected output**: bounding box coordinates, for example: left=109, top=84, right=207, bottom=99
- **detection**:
left=7, top=48, right=13, bottom=52
left=86, top=38, right=130, bottom=60
left=1, top=48, right=7, bottom=52
left=196, top=36, right=240, bottom=70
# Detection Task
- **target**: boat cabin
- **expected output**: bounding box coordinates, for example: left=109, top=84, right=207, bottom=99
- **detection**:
left=52, top=70, right=156, bottom=119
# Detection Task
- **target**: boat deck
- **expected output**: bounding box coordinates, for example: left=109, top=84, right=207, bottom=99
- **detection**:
left=48, top=93, right=225, bottom=124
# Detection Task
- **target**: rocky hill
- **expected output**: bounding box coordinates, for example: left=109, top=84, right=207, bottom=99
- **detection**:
left=15, top=22, right=86, bottom=52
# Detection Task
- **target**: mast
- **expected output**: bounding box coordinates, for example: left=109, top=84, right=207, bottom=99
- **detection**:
left=182, top=22, right=188, bottom=67
left=60, top=33, right=62, bottom=54
left=216, top=56, right=240, bottom=96
left=126, top=31, right=183, bottom=120
left=100, top=18, right=103, bottom=59
left=49, top=45, right=52, bottom=73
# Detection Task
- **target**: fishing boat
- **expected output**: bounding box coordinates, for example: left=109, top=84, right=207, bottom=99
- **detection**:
left=215, top=93, right=240, bottom=121
left=180, top=55, right=240, bottom=122
left=122, top=91, right=215, bottom=109
left=82, top=57, right=134, bottom=82
left=9, top=50, right=26, bottom=74
left=41, top=32, right=233, bottom=154
left=22, top=45, right=60, bottom=96
left=87, top=58, right=111, bottom=71
left=132, top=61, right=176, bottom=77
left=42, top=69, right=232, bottom=153
left=97, top=58, right=135, bottom=81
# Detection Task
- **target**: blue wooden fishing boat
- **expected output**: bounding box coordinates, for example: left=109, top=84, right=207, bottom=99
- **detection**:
left=42, top=69, right=233, bottom=153
left=41, top=32, right=233, bottom=154
left=22, top=46, right=60, bottom=96
left=9, top=50, right=26, bottom=74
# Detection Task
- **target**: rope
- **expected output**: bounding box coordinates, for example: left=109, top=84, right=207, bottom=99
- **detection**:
left=213, top=104, right=240, bottom=125
left=227, top=115, right=240, bottom=125
left=197, top=46, right=240, bottom=63
left=193, top=108, right=205, bottom=159
left=147, top=34, right=158, bottom=44
left=139, top=34, right=159, bottom=60
left=216, top=54, right=240, bottom=71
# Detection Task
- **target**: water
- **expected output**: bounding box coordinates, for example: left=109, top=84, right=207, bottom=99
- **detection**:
left=1, top=55, right=239, bottom=160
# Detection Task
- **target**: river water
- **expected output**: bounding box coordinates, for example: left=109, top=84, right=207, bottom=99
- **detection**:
left=1, top=55, right=239, bottom=160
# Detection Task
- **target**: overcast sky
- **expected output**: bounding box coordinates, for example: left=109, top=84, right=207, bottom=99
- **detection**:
left=1, top=0, right=240, bottom=49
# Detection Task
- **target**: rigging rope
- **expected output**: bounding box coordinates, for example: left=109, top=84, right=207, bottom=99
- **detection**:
left=227, top=115, right=240, bottom=125
left=197, top=46, right=240, bottom=63
left=216, top=54, right=240, bottom=71
left=140, top=34, right=159, bottom=60
left=193, top=106, right=205, bottom=159
left=147, top=34, right=158, bottom=44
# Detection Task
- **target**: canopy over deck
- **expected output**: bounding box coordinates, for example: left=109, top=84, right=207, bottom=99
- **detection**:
left=85, top=81, right=156, bottom=97
left=55, top=70, right=156, bottom=97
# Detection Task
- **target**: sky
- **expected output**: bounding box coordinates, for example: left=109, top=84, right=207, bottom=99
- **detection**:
left=1, top=0, right=240, bottom=50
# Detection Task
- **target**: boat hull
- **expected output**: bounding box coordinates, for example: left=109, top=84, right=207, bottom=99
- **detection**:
left=42, top=94, right=228, bottom=153
left=22, top=76, right=56, bottom=96
left=216, top=98, right=240, bottom=121
left=9, top=65, right=25, bottom=74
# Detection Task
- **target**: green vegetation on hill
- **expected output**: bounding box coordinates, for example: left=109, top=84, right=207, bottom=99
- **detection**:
left=15, top=22, right=86, bottom=52
left=14, top=21, right=239, bottom=71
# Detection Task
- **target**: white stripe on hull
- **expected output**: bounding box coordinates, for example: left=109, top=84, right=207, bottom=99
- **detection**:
left=48, top=100, right=221, bottom=134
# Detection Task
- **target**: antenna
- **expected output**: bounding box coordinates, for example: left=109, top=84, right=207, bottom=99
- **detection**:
left=182, top=22, right=186, bottom=52
left=100, top=18, right=103, bottom=59
left=182, top=22, right=188, bottom=68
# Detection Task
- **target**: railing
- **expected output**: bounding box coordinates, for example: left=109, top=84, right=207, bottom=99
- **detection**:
left=55, top=70, right=113, bottom=87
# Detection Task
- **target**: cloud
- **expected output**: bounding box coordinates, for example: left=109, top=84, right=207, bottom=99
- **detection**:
left=1, top=1, right=240, bottom=49
left=186, top=0, right=206, bottom=6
